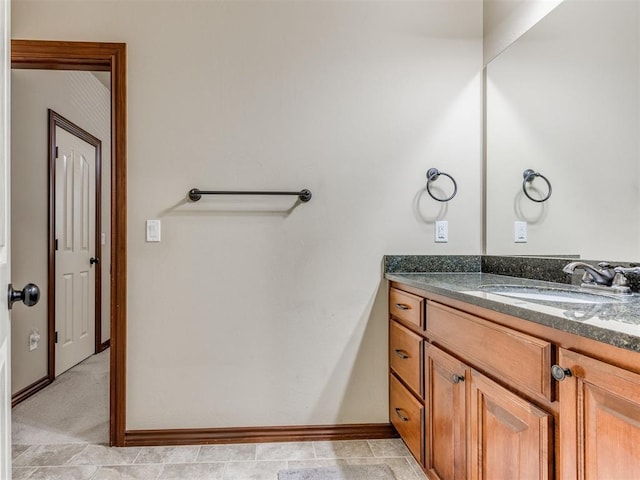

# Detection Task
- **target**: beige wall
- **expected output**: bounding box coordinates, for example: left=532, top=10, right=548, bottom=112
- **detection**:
left=13, top=1, right=482, bottom=429
left=11, top=70, right=111, bottom=394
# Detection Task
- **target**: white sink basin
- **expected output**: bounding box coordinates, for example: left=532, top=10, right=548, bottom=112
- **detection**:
left=478, top=285, right=624, bottom=304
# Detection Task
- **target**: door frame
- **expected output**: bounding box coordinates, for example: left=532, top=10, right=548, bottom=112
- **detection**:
left=11, top=40, right=127, bottom=447
left=49, top=109, right=104, bottom=377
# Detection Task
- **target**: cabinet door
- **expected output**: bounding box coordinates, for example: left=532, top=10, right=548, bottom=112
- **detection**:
left=469, top=370, right=551, bottom=480
left=557, top=349, right=640, bottom=480
left=425, top=345, right=467, bottom=480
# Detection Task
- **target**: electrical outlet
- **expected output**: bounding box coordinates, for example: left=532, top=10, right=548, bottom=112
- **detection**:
left=435, top=221, right=448, bottom=243
left=29, top=329, right=40, bottom=351
left=514, top=221, right=527, bottom=243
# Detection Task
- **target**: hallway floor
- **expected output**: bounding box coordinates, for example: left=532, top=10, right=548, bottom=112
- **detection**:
left=13, top=348, right=110, bottom=445
left=11, top=351, right=426, bottom=479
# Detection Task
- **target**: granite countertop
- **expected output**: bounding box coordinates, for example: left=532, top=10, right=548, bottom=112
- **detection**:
left=386, top=272, right=640, bottom=353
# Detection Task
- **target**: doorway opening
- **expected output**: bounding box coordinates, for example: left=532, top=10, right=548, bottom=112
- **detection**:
left=10, top=40, right=127, bottom=447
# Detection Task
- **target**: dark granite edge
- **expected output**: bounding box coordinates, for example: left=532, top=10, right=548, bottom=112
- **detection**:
left=384, top=255, right=481, bottom=273
left=385, top=255, right=640, bottom=293
left=386, top=272, right=640, bottom=353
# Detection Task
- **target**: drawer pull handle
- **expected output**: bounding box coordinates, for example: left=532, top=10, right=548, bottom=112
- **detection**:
left=394, top=349, right=409, bottom=359
left=551, top=365, right=572, bottom=382
left=395, top=408, right=409, bottom=422
left=452, top=374, right=465, bottom=384
left=395, top=303, right=410, bottom=310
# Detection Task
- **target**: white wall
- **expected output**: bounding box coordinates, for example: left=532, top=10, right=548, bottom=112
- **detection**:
left=483, top=0, right=563, bottom=64
left=486, top=0, right=640, bottom=260
left=12, top=1, right=483, bottom=429
left=11, top=70, right=111, bottom=394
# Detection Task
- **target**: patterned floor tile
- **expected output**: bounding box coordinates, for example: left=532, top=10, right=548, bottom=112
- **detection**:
left=223, top=460, right=287, bottom=480
left=159, top=462, right=226, bottom=479
left=256, top=442, right=315, bottom=461
left=313, top=440, right=374, bottom=459
left=197, top=444, right=256, bottom=462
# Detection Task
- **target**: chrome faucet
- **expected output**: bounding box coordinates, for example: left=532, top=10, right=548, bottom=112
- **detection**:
left=562, top=261, right=616, bottom=286
left=563, top=261, right=632, bottom=294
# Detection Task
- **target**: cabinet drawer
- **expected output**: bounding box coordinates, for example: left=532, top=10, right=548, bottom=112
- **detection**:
left=390, top=321, right=423, bottom=397
left=426, top=301, right=553, bottom=402
left=389, top=288, right=424, bottom=329
left=390, top=374, right=423, bottom=464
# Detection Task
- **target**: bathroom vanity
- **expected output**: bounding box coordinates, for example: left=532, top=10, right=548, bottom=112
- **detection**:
left=386, top=272, right=640, bottom=480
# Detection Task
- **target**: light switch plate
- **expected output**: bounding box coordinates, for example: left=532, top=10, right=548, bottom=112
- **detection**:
left=146, top=220, right=161, bottom=242
left=514, top=221, right=527, bottom=243
left=435, top=220, right=448, bottom=243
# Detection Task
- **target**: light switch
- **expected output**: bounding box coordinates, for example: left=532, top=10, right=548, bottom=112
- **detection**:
left=514, top=221, right=527, bottom=243
left=146, top=220, right=161, bottom=242
left=435, top=220, right=448, bottom=243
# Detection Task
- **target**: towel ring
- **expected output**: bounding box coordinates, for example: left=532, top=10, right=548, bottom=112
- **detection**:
left=426, top=168, right=457, bottom=202
left=522, top=169, right=552, bottom=202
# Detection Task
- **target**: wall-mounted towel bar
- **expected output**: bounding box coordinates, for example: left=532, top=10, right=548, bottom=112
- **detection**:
left=188, top=188, right=312, bottom=202
left=522, top=169, right=551, bottom=202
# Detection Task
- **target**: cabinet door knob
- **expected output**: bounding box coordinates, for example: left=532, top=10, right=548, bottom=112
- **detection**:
left=452, top=374, right=465, bottom=384
left=551, top=365, right=572, bottom=381
left=395, top=303, right=410, bottom=311
left=394, top=349, right=409, bottom=360
left=395, top=408, right=409, bottom=422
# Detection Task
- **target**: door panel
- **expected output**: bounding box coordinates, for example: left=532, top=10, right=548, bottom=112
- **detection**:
left=558, top=348, right=640, bottom=480
left=0, top=0, right=11, bottom=474
left=425, top=344, right=467, bottom=480
left=470, top=369, right=551, bottom=480
left=54, top=126, right=96, bottom=376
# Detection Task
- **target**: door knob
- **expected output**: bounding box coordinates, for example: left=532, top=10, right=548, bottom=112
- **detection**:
left=8, top=283, right=40, bottom=309
left=551, top=365, right=572, bottom=381
left=90, top=257, right=100, bottom=265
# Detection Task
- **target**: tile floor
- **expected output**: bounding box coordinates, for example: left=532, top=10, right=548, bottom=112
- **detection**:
left=12, top=350, right=427, bottom=479
left=12, top=439, right=428, bottom=479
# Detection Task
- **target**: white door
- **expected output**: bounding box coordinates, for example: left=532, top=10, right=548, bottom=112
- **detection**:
left=0, top=0, right=11, bottom=476
left=54, top=127, right=96, bottom=376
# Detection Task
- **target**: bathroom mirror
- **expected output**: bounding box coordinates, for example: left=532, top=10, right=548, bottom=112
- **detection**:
left=485, top=0, right=640, bottom=261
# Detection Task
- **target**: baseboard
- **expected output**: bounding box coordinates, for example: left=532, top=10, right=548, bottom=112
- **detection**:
left=98, top=339, right=110, bottom=353
left=124, top=423, right=398, bottom=447
left=12, top=375, right=52, bottom=407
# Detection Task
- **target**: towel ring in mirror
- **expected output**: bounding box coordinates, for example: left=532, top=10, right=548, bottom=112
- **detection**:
left=522, top=169, right=552, bottom=202
left=426, top=168, right=457, bottom=202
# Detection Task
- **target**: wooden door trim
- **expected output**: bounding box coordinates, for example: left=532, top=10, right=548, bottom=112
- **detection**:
left=48, top=109, right=103, bottom=376
left=11, top=39, right=127, bottom=447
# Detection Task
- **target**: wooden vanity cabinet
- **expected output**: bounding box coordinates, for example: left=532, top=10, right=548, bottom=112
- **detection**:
left=390, top=285, right=552, bottom=479
left=556, top=348, right=640, bottom=480
left=389, top=281, right=640, bottom=479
